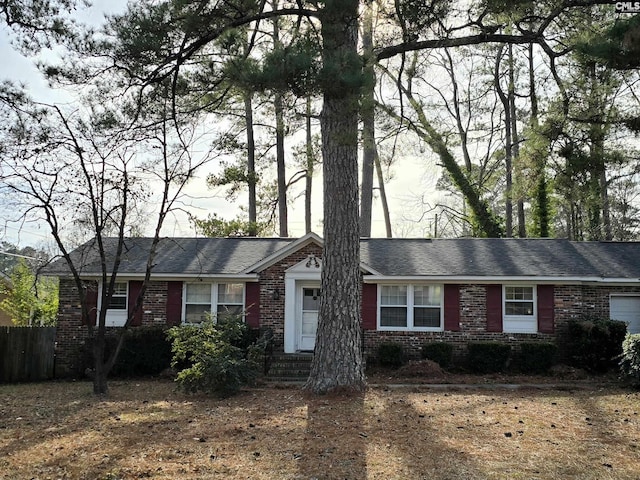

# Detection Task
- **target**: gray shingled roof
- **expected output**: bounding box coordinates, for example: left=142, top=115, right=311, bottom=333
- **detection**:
left=360, top=238, right=640, bottom=278
left=46, top=237, right=295, bottom=275
left=46, top=236, right=640, bottom=280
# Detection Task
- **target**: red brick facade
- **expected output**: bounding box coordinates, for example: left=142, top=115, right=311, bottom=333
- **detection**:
left=55, top=246, right=640, bottom=375
left=55, top=278, right=173, bottom=376
left=258, top=243, right=323, bottom=351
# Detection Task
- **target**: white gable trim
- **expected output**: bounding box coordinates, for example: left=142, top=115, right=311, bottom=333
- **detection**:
left=242, top=232, right=323, bottom=273
left=242, top=232, right=380, bottom=275
left=286, top=255, right=323, bottom=276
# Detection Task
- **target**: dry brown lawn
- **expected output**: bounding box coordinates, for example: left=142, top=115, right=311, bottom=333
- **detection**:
left=1, top=378, right=639, bottom=480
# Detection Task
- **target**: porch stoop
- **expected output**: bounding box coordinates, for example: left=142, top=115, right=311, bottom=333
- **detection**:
left=266, top=353, right=313, bottom=381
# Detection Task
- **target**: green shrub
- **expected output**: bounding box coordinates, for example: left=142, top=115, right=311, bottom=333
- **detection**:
left=377, top=342, right=406, bottom=368
left=566, top=318, right=627, bottom=372
left=78, top=326, right=173, bottom=378
left=167, top=316, right=261, bottom=398
left=421, top=342, right=453, bottom=368
left=519, top=342, right=557, bottom=374
left=467, top=342, right=511, bottom=373
left=620, top=334, right=640, bottom=386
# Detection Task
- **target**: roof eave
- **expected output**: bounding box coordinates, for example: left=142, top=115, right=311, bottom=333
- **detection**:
left=56, top=273, right=261, bottom=282
left=363, top=275, right=640, bottom=284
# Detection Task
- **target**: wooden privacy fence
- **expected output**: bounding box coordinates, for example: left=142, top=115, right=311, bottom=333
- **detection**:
left=0, top=326, right=56, bottom=382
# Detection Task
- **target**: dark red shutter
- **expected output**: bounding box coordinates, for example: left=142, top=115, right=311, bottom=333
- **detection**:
left=166, top=281, right=183, bottom=326
left=245, top=282, right=260, bottom=329
left=128, top=280, right=144, bottom=326
left=486, top=284, right=503, bottom=332
left=537, top=285, right=555, bottom=334
left=443, top=284, right=461, bottom=331
left=83, top=281, right=98, bottom=326
left=361, top=283, right=377, bottom=330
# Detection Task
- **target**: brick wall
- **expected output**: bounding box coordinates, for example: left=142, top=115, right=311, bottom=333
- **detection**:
left=55, top=279, right=91, bottom=376
left=363, top=284, right=556, bottom=363
left=258, top=243, right=323, bottom=350
left=55, top=278, right=172, bottom=377
left=56, top=271, right=640, bottom=375
left=363, top=284, right=640, bottom=364
left=140, top=281, right=170, bottom=326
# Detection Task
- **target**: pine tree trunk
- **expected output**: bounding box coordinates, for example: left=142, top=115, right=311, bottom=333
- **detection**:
left=245, top=93, right=257, bottom=232
left=374, top=150, right=393, bottom=238
left=273, top=5, right=288, bottom=237
left=304, top=0, right=365, bottom=394
left=275, top=92, right=288, bottom=237
left=359, top=1, right=375, bottom=237
left=495, top=46, right=512, bottom=237
left=305, top=97, right=314, bottom=234
left=508, top=45, right=526, bottom=238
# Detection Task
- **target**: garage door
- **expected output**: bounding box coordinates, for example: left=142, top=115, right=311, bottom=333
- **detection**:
left=610, top=296, right=640, bottom=334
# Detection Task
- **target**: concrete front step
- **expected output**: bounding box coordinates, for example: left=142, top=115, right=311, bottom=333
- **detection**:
left=267, top=353, right=313, bottom=380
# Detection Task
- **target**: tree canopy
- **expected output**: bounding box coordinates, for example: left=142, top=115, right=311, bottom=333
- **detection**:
left=1, top=0, right=639, bottom=394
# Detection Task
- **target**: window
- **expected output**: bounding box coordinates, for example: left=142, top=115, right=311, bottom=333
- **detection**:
left=217, top=283, right=244, bottom=318
left=503, top=285, right=537, bottom=333
left=102, top=281, right=128, bottom=327
left=185, top=283, right=212, bottom=324
left=379, top=284, right=442, bottom=330
left=107, top=282, right=128, bottom=310
left=413, top=285, right=442, bottom=328
left=184, top=283, right=245, bottom=324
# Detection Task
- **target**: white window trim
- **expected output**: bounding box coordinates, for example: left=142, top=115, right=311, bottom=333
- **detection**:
left=377, top=284, right=444, bottom=332
left=182, top=282, right=245, bottom=325
left=503, top=284, right=537, bottom=334
left=98, top=280, right=128, bottom=327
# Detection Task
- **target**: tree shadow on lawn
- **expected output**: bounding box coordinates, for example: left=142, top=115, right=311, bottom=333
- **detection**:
left=0, top=379, right=203, bottom=478
left=367, top=386, right=639, bottom=479
left=297, top=391, right=368, bottom=480
left=2, top=380, right=637, bottom=479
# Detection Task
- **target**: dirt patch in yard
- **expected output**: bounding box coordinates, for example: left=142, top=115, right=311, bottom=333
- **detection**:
left=1, top=378, right=638, bottom=479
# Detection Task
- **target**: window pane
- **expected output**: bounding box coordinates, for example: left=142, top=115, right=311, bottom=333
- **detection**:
left=185, top=304, right=210, bottom=323
left=414, top=307, right=441, bottom=327
left=505, top=302, right=534, bottom=316
left=108, top=296, right=126, bottom=310
left=380, top=306, right=407, bottom=327
left=505, top=286, right=533, bottom=301
left=216, top=304, right=243, bottom=320
left=381, top=285, right=407, bottom=306
left=186, top=284, right=211, bottom=303
left=414, top=285, right=441, bottom=306
left=218, top=283, right=243, bottom=304
left=108, top=282, right=127, bottom=310
left=303, top=288, right=321, bottom=310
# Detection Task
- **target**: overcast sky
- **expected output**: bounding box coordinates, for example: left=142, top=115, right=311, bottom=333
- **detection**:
left=0, top=1, right=439, bottom=249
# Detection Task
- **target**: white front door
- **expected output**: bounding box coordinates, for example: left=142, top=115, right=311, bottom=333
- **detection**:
left=299, top=286, right=320, bottom=351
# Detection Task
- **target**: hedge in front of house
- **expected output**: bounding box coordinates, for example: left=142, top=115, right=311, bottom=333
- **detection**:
left=467, top=342, right=511, bottom=373
left=566, top=318, right=627, bottom=372
left=79, top=326, right=173, bottom=378
left=519, top=342, right=557, bottom=374
left=421, top=342, right=453, bottom=368
left=377, top=342, right=406, bottom=368
left=620, top=334, right=640, bottom=386
left=114, top=326, right=173, bottom=376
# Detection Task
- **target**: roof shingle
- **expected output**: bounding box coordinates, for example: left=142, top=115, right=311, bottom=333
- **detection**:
left=46, top=236, right=640, bottom=280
